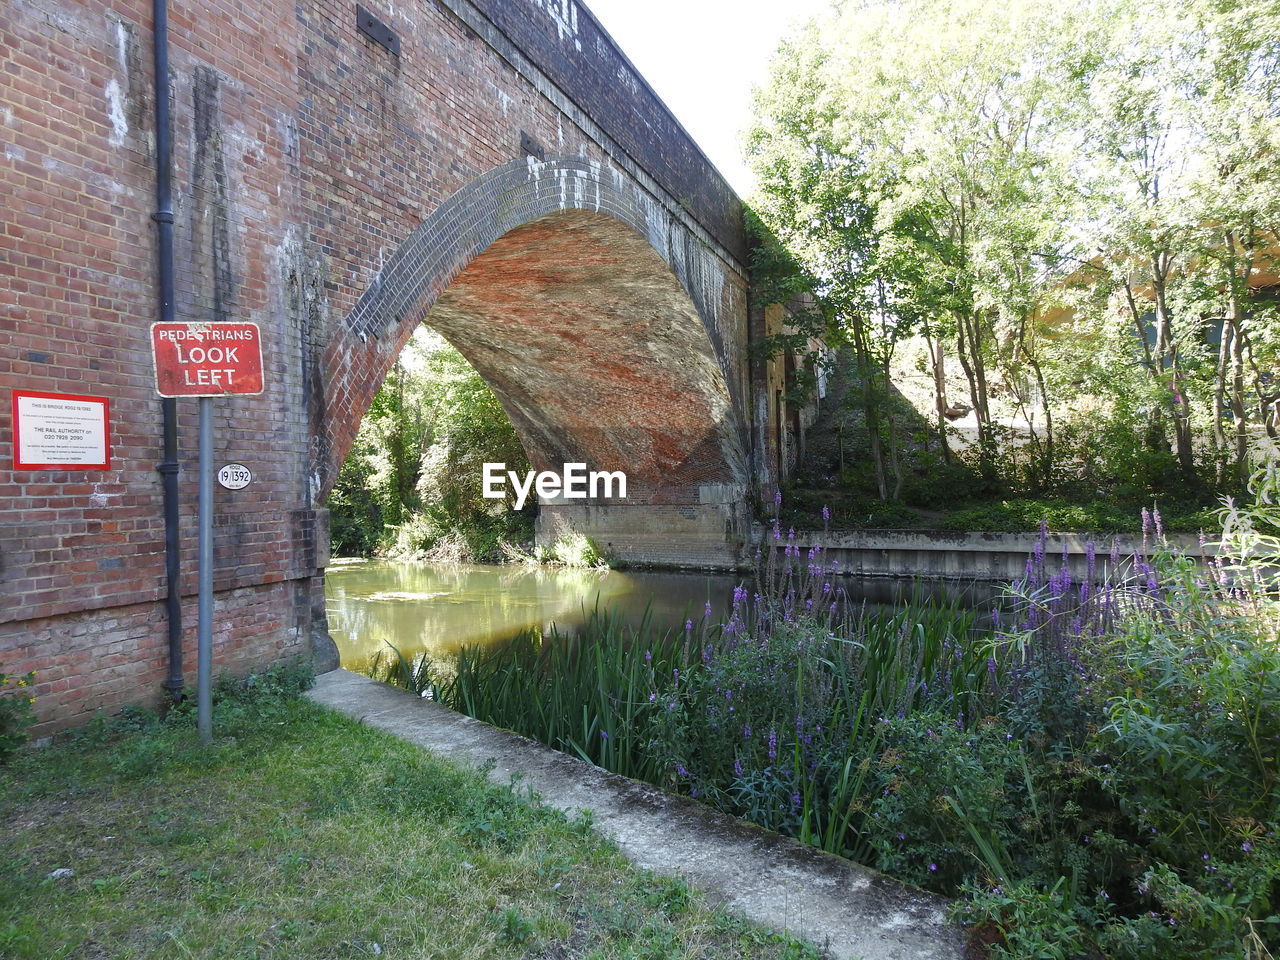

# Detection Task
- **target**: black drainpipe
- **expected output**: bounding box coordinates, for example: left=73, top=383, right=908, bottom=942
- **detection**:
left=152, top=0, right=184, bottom=698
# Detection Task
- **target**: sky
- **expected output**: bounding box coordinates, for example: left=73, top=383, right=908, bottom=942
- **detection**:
left=579, top=0, right=834, bottom=197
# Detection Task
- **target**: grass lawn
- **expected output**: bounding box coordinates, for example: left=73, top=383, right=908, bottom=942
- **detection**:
left=0, top=671, right=824, bottom=960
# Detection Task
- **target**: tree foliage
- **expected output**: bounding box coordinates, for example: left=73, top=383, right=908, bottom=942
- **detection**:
left=327, top=328, right=533, bottom=560
left=748, top=0, right=1280, bottom=511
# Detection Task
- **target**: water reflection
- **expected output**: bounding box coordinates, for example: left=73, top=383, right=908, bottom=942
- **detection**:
left=325, top=560, right=743, bottom=672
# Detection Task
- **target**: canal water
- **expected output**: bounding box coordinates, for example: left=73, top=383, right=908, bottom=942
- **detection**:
left=325, top=559, right=745, bottom=673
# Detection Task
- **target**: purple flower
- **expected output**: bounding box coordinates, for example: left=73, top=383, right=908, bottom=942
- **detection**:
left=600, top=731, right=608, bottom=740
left=774, top=489, right=782, bottom=507
left=929, top=863, right=937, bottom=872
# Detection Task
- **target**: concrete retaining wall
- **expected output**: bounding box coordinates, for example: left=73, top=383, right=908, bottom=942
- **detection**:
left=756, top=528, right=1208, bottom=583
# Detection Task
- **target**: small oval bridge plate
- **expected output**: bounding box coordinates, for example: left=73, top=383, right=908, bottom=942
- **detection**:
left=217, top=463, right=252, bottom=490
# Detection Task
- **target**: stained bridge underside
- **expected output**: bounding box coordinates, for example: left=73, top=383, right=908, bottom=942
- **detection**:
left=422, top=210, right=751, bottom=566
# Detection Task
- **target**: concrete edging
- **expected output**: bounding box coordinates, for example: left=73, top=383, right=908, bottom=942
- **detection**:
left=755, top=527, right=1206, bottom=582
left=307, top=669, right=963, bottom=960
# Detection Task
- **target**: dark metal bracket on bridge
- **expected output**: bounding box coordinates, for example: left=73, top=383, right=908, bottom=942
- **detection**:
left=519, top=131, right=545, bottom=161
left=356, top=4, right=400, bottom=56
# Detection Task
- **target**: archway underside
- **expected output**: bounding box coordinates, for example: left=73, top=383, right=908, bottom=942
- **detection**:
left=421, top=210, right=750, bottom=564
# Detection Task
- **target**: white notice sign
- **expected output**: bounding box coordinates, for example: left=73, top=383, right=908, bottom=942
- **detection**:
left=12, top=390, right=111, bottom=470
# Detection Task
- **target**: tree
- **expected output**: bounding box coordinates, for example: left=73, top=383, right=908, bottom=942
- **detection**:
left=1080, top=0, right=1280, bottom=489
left=746, top=28, right=906, bottom=498
left=1176, top=0, right=1280, bottom=480
left=749, top=0, right=1092, bottom=490
left=327, top=327, right=533, bottom=559
left=749, top=0, right=1280, bottom=510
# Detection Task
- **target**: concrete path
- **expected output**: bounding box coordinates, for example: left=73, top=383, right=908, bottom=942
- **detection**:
left=308, top=669, right=964, bottom=960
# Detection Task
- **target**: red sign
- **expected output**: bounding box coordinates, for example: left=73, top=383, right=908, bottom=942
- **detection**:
left=12, top=390, right=111, bottom=470
left=151, top=322, right=264, bottom=397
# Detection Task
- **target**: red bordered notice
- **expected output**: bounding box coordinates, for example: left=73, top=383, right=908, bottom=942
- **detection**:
left=12, top=390, right=111, bottom=470
left=150, top=321, right=264, bottom=397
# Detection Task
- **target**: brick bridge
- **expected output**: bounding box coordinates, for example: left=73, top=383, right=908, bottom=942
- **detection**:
left=1, top=0, right=811, bottom=732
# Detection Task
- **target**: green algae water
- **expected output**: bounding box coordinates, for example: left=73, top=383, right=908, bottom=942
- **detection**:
left=324, top=559, right=742, bottom=673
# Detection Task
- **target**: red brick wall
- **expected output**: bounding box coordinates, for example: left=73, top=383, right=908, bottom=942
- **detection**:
left=1, top=0, right=785, bottom=734
left=7, top=581, right=310, bottom=735
left=1, top=0, right=327, bottom=734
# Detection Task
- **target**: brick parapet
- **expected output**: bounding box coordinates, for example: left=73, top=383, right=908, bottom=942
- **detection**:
left=437, top=0, right=747, bottom=265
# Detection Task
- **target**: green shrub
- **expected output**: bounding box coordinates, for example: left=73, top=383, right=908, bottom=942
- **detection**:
left=957, top=879, right=1089, bottom=960
left=1083, top=545, right=1280, bottom=957
left=0, top=667, right=36, bottom=763
left=862, top=713, right=1024, bottom=891
left=166, top=657, right=316, bottom=729
left=778, top=488, right=923, bottom=529
left=547, top=532, right=609, bottom=568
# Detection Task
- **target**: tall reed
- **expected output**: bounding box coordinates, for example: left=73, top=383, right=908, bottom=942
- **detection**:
left=371, top=535, right=991, bottom=858
left=371, top=605, right=702, bottom=783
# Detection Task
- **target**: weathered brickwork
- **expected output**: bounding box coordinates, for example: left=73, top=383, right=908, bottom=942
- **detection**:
left=1, top=0, right=803, bottom=733
left=462, top=0, right=746, bottom=260
left=2, top=581, right=312, bottom=733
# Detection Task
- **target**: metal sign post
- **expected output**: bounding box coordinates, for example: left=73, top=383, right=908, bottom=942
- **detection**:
left=197, top=397, right=214, bottom=744
left=150, top=322, right=264, bottom=745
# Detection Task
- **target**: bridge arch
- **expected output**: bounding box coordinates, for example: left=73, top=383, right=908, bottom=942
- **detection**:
left=1, top=0, right=817, bottom=732
left=322, top=158, right=752, bottom=565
